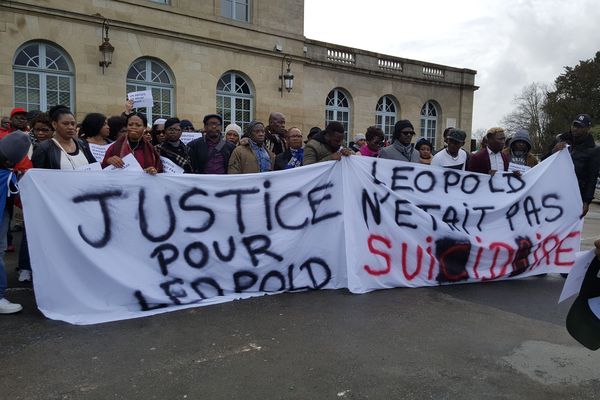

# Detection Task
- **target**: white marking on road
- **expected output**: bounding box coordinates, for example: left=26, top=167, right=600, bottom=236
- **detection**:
left=337, top=390, right=351, bottom=397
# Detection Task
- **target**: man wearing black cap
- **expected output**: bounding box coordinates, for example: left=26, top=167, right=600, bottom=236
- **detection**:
left=431, top=129, right=469, bottom=170
left=187, top=114, right=234, bottom=174
left=378, top=120, right=420, bottom=163
left=544, top=113, right=600, bottom=217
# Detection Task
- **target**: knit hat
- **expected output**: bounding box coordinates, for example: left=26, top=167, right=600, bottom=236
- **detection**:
left=0, top=131, right=31, bottom=165
left=224, top=123, right=242, bottom=137
left=509, top=129, right=532, bottom=151
left=153, top=118, right=167, bottom=126
left=164, top=117, right=180, bottom=131
left=394, top=120, right=414, bottom=135
left=354, top=133, right=366, bottom=141
left=245, top=120, right=264, bottom=136
left=180, top=119, right=195, bottom=131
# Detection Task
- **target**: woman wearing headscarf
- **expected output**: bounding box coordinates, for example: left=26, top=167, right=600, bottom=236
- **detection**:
left=228, top=121, right=275, bottom=174
left=155, top=117, right=192, bottom=172
left=224, top=123, right=241, bottom=146
left=102, top=112, right=163, bottom=174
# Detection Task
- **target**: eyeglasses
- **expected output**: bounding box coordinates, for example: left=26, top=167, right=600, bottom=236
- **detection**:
left=205, top=121, right=221, bottom=126
left=155, top=130, right=165, bottom=134
left=166, top=127, right=181, bottom=132
left=400, top=131, right=416, bottom=136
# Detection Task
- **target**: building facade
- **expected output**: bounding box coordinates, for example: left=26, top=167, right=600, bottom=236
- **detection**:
left=0, top=0, right=477, bottom=148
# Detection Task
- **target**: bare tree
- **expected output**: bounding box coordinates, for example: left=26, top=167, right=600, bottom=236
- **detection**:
left=501, top=82, right=551, bottom=154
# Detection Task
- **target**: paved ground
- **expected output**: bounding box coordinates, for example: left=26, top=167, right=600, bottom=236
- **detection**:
left=1, top=203, right=599, bottom=399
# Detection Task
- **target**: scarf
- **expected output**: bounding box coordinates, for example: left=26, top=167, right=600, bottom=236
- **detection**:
left=359, top=144, right=379, bottom=157
left=393, top=141, right=415, bottom=161
left=110, top=135, right=159, bottom=169
left=156, top=140, right=192, bottom=172
left=250, top=139, right=271, bottom=172
left=285, top=148, right=304, bottom=169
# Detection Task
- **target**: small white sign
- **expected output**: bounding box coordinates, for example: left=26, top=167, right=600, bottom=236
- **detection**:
left=508, top=162, right=531, bottom=174
left=180, top=132, right=202, bottom=145
left=559, top=249, right=596, bottom=303
left=103, top=153, right=144, bottom=172
left=127, top=90, right=153, bottom=109
left=88, top=143, right=112, bottom=162
left=160, top=157, right=184, bottom=174
left=76, top=162, right=102, bottom=172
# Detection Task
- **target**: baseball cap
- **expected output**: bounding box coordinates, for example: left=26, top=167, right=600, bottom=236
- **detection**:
left=10, top=107, right=27, bottom=118
left=573, top=114, right=592, bottom=128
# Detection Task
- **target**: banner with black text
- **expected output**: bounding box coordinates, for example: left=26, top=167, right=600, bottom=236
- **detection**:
left=19, top=150, right=581, bottom=324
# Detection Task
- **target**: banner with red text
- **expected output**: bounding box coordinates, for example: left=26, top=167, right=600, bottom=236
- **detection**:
left=19, top=150, right=581, bottom=325
left=342, top=150, right=582, bottom=293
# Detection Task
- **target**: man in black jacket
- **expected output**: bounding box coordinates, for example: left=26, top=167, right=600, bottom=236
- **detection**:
left=544, top=113, right=600, bottom=217
left=187, top=114, right=234, bottom=174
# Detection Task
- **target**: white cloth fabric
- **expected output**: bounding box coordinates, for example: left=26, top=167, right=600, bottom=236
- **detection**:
left=431, top=148, right=468, bottom=170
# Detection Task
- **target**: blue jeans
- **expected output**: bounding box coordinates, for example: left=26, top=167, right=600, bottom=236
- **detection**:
left=0, top=209, right=11, bottom=299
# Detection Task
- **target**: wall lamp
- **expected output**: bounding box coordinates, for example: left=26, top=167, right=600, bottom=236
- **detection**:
left=99, top=19, right=115, bottom=74
left=279, top=55, right=294, bottom=96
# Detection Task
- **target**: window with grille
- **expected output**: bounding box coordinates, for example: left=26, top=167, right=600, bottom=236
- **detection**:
left=216, top=72, right=253, bottom=133
left=221, top=0, right=250, bottom=22
left=13, top=41, right=74, bottom=112
left=126, top=58, right=174, bottom=124
left=325, top=89, right=351, bottom=143
left=420, top=101, right=439, bottom=149
left=375, top=95, right=398, bottom=142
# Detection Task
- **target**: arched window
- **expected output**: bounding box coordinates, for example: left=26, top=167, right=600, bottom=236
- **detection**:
left=420, top=101, right=439, bottom=148
left=216, top=72, right=253, bottom=133
left=325, top=88, right=351, bottom=142
left=126, top=58, right=174, bottom=123
left=13, top=41, right=74, bottom=111
left=375, top=95, right=398, bottom=142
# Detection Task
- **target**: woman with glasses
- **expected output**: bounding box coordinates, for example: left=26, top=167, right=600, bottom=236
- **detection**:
left=151, top=118, right=167, bottom=146
left=359, top=126, right=384, bottom=157
left=155, top=117, right=192, bottom=173
left=29, top=112, right=53, bottom=143
left=378, top=119, right=420, bottom=163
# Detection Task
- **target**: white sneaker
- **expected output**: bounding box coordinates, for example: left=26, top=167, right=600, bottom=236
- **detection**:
left=0, top=298, right=23, bottom=314
left=18, top=270, right=32, bottom=282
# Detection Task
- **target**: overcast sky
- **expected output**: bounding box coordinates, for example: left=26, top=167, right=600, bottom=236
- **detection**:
left=304, top=0, right=600, bottom=135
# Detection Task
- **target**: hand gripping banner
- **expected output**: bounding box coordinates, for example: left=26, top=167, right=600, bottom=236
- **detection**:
left=19, top=150, right=581, bottom=324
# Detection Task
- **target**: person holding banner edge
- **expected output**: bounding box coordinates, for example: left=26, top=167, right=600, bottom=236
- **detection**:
left=303, top=121, right=352, bottom=165
left=543, top=114, right=600, bottom=218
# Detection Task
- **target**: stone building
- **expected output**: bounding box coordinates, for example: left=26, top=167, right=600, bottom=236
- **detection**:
left=0, top=0, right=477, bottom=149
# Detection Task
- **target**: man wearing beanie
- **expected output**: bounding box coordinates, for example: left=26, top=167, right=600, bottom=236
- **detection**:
left=0, top=131, right=31, bottom=314
left=378, top=120, right=420, bottom=163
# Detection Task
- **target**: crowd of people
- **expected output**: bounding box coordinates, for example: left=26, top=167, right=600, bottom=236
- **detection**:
left=0, top=101, right=598, bottom=314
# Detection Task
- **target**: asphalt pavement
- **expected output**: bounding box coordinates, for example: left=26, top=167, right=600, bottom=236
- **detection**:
left=1, top=204, right=599, bottom=400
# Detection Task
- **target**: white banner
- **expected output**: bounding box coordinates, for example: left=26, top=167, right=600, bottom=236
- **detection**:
left=88, top=143, right=112, bottom=162
left=19, top=150, right=581, bottom=325
left=342, top=150, right=581, bottom=292
left=20, top=164, right=346, bottom=324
